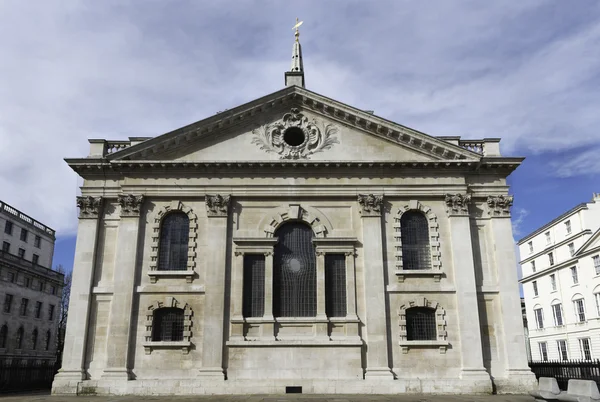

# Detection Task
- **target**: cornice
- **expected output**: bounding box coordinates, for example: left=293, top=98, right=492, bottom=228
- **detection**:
left=519, top=229, right=592, bottom=264
left=517, top=203, right=589, bottom=245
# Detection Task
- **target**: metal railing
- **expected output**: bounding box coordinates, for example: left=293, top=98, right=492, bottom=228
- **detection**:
left=0, top=359, right=59, bottom=393
left=529, top=360, right=600, bottom=390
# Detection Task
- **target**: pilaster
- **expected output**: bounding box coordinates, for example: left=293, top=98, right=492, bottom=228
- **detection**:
left=199, top=194, right=230, bottom=379
left=358, top=194, right=393, bottom=379
left=486, top=195, right=536, bottom=391
left=53, top=196, right=103, bottom=384
left=102, top=194, right=145, bottom=380
left=444, top=193, right=491, bottom=387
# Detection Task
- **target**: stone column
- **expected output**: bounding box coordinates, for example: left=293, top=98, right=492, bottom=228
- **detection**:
left=358, top=194, right=393, bottom=379
left=199, top=194, right=230, bottom=379
left=487, top=195, right=536, bottom=391
left=53, top=196, right=103, bottom=385
left=102, top=194, right=145, bottom=380
left=444, top=193, right=491, bottom=388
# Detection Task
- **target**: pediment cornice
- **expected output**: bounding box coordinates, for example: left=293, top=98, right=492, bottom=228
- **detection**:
left=102, top=86, right=485, bottom=162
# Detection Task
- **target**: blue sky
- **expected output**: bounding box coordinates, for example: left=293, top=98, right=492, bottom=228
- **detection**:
left=0, top=1, right=599, bottom=273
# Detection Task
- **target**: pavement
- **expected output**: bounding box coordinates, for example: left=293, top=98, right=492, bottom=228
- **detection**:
left=0, top=393, right=536, bottom=402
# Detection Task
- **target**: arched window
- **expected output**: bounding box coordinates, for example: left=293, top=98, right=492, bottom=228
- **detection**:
left=15, top=327, right=23, bottom=349
left=0, top=325, right=7, bottom=348
left=31, top=328, right=38, bottom=350
left=152, top=308, right=184, bottom=341
left=406, top=307, right=436, bottom=340
left=273, top=222, right=316, bottom=317
left=400, top=211, right=431, bottom=270
left=158, top=212, right=190, bottom=271
left=44, top=330, right=51, bottom=351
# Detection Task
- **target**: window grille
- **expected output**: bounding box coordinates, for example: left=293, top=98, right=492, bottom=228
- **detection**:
left=158, top=212, right=190, bottom=271
left=15, top=327, right=23, bottom=349
left=243, top=254, right=265, bottom=317
left=406, top=307, right=436, bottom=340
left=0, top=325, right=7, bottom=348
left=273, top=223, right=316, bottom=317
left=325, top=254, right=347, bottom=317
left=152, top=308, right=184, bottom=341
left=31, top=329, right=38, bottom=350
left=400, top=211, right=431, bottom=270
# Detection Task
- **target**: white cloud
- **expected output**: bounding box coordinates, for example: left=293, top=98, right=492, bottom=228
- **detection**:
left=0, top=1, right=599, bottom=236
left=511, top=207, right=530, bottom=238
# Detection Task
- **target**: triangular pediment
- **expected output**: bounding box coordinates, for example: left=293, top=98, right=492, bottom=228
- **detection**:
left=106, top=86, right=483, bottom=162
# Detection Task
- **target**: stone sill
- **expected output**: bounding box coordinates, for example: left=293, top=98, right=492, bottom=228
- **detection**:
left=147, top=270, right=195, bottom=283
left=137, top=285, right=205, bottom=294
left=399, top=340, right=449, bottom=354
left=231, top=316, right=358, bottom=324
left=142, top=341, right=192, bottom=355
left=395, top=269, right=443, bottom=282
left=226, top=339, right=363, bottom=347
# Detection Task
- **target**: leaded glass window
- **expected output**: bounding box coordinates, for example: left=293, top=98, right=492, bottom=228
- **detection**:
left=158, top=212, right=189, bottom=271
left=406, top=307, right=436, bottom=340
left=325, top=254, right=347, bottom=317
left=243, top=254, right=265, bottom=317
left=152, top=308, right=184, bottom=341
left=273, top=223, right=316, bottom=317
left=400, top=211, right=431, bottom=270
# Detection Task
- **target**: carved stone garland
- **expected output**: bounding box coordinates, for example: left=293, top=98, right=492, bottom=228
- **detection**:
left=251, top=108, right=339, bottom=159
left=118, top=194, right=145, bottom=217
left=76, top=196, right=103, bottom=219
left=398, top=298, right=447, bottom=354
left=487, top=195, right=514, bottom=217
left=144, top=297, right=192, bottom=355
left=357, top=194, right=384, bottom=217
left=393, top=200, right=441, bottom=279
left=205, top=194, right=231, bottom=217
left=149, top=201, right=198, bottom=282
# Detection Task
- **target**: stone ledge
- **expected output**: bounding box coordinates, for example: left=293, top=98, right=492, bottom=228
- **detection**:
left=399, top=340, right=450, bottom=354
left=142, top=341, right=192, bottom=355
left=136, top=284, right=205, bottom=293
left=395, top=269, right=444, bottom=282
left=147, top=270, right=195, bottom=283
left=226, top=339, right=363, bottom=347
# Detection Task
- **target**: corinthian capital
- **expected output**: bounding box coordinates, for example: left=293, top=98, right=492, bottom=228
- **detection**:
left=118, top=194, right=145, bottom=217
left=487, top=195, right=514, bottom=217
left=76, top=196, right=103, bottom=219
left=358, top=194, right=384, bottom=217
left=206, top=194, right=231, bottom=217
left=444, top=193, right=471, bottom=216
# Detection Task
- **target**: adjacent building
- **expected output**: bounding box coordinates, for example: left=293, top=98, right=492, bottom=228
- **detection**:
left=0, top=200, right=64, bottom=362
left=520, top=193, right=600, bottom=361
left=52, top=26, right=534, bottom=396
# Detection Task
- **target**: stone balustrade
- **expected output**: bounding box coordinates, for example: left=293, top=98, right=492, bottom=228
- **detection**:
left=458, top=138, right=501, bottom=157
left=0, top=200, right=55, bottom=237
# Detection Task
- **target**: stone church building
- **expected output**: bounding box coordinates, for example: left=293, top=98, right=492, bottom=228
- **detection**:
left=53, top=27, right=535, bottom=395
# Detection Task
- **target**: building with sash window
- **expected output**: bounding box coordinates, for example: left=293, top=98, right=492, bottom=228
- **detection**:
left=52, top=24, right=534, bottom=395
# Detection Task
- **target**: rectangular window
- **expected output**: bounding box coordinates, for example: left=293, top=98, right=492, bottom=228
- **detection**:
left=528, top=241, right=534, bottom=254
left=532, top=281, right=539, bottom=297
left=594, top=255, right=600, bottom=276
left=32, top=254, right=39, bottom=265
left=17, top=248, right=25, bottom=258
left=552, top=304, right=563, bottom=326
left=242, top=255, right=265, bottom=318
left=51, top=285, right=56, bottom=296
left=3, top=294, right=13, bottom=313
left=34, top=235, right=41, bottom=248
left=34, top=301, right=42, bottom=318
left=596, top=293, right=600, bottom=316
left=571, top=267, right=579, bottom=284
left=550, top=274, right=556, bottom=291
left=325, top=254, right=347, bottom=317
left=25, top=277, right=31, bottom=288
left=534, top=308, right=544, bottom=329
left=8, top=272, right=15, bottom=283
left=48, top=304, right=55, bottom=321
left=2, top=241, right=9, bottom=252
left=4, top=221, right=12, bottom=235
left=569, top=243, right=575, bottom=257
left=19, top=298, right=28, bottom=316
left=531, top=260, right=536, bottom=273
left=545, top=232, right=551, bottom=245
left=580, top=338, right=592, bottom=360
left=38, top=281, right=44, bottom=291
left=574, top=299, right=586, bottom=322
left=565, top=220, right=572, bottom=234
left=557, top=340, right=568, bottom=361
left=549, top=253, right=554, bottom=266
left=20, top=228, right=28, bottom=242
left=539, top=342, right=548, bottom=361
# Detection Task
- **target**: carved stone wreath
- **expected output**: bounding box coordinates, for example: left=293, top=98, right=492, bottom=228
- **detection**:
left=251, top=108, right=339, bottom=159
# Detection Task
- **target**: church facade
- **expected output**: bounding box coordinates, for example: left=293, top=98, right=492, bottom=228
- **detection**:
left=52, top=31, right=535, bottom=396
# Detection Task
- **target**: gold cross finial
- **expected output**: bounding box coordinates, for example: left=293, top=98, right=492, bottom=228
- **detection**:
left=293, top=18, right=303, bottom=42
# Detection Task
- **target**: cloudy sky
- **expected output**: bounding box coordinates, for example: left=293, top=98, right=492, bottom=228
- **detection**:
left=1, top=1, right=599, bottom=271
